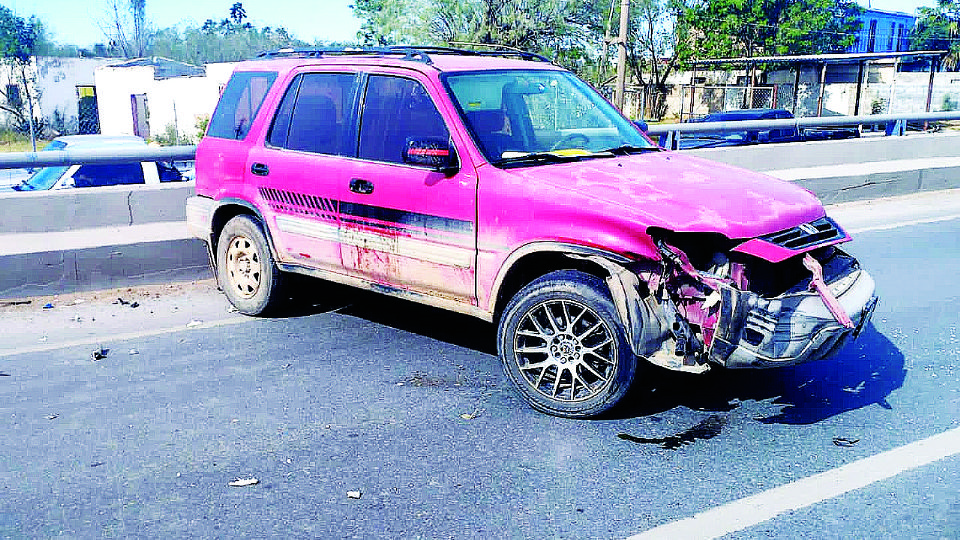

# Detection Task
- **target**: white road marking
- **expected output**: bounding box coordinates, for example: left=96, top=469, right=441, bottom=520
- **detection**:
left=0, top=316, right=253, bottom=358
left=846, top=214, right=960, bottom=234
left=627, top=425, right=960, bottom=540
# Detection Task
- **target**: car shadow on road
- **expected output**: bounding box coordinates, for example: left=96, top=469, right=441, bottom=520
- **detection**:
left=615, top=323, right=906, bottom=424
left=279, top=277, right=498, bottom=355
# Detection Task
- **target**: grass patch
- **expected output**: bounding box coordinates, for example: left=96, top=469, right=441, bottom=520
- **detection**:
left=0, top=131, right=51, bottom=152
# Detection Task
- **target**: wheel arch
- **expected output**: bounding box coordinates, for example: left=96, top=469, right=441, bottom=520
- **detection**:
left=209, top=199, right=276, bottom=272
left=488, top=242, right=636, bottom=324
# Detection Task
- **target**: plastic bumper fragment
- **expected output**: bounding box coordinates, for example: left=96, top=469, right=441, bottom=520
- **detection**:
left=708, top=269, right=877, bottom=369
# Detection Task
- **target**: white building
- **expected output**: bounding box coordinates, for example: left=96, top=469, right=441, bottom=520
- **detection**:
left=94, top=57, right=236, bottom=143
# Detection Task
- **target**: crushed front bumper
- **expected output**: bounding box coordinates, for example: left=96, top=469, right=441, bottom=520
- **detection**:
left=708, top=268, right=878, bottom=369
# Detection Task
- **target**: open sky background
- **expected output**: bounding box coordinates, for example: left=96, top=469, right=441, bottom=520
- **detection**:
left=7, top=0, right=936, bottom=50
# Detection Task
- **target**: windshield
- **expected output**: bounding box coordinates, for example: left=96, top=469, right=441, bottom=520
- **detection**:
left=444, top=70, right=654, bottom=165
left=19, top=166, right=69, bottom=191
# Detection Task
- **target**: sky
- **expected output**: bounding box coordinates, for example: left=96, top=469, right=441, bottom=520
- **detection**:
left=6, top=0, right=939, bottom=50
left=8, top=0, right=364, bottom=48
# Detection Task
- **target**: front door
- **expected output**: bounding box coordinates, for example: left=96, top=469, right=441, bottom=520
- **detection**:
left=340, top=73, right=477, bottom=302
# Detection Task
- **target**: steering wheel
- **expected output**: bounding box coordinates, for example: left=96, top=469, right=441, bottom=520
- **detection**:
left=550, top=133, right=591, bottom=151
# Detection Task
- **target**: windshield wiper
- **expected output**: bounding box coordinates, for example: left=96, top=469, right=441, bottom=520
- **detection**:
left=600, top=144, right=660, bottom=155
left=493, top=151, right=590, bottom=167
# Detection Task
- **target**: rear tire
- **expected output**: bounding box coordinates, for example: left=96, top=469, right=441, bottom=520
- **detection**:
left=498, top=270, right=637, bottom=418
left=216, top=215, right=284, bottom=316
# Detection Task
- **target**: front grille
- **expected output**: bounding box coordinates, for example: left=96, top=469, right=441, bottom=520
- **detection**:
left=758, top=217, right=845, bottom=250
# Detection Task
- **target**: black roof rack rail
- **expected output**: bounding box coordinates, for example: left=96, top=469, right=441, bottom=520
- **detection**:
left=392, top=45, right=552, bottom=63
left=256, top=45, right=552, bottom=65
left=257, top=47, right=433, bottom=63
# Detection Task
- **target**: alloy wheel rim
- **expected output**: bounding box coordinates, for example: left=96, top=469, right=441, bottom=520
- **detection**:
left=512, top=299, right=618, bottom=403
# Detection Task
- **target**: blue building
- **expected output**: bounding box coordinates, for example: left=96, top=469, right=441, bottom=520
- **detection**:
left=848, top=8, right=916, bottom=53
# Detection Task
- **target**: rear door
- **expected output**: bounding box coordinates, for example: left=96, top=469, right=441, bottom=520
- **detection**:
left=340, top=72, right=478, bottom=303
left=245, top=70, right=360, bottom=273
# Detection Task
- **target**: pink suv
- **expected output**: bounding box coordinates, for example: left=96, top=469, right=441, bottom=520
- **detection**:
left=187, top=47, right=878, bottom=418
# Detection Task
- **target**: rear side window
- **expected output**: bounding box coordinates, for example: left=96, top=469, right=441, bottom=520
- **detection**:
left=207, top=71, right=278, bottom=140
left=358, top=75, right=448, bottom=164
left=268, top=72, right=359, bottom=155
left=72, top=163, right=144, bottom=188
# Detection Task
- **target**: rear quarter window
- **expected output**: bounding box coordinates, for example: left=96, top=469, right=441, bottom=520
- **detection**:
left=207, top=71, right=278, bottom=140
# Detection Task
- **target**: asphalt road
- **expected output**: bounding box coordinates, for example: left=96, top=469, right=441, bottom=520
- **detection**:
left=1, top=191, right=958, bottom=539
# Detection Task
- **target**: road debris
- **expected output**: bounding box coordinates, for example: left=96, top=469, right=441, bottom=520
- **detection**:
left=347, top=490, right=362, bottom=499
left=833, top=437, right=860, bottom=447
left=228, top=477, right=259, bottom=487
left=459, top=408, right=483, bottom=420
left=91, top=347, right=109, bottom=360
left=842, top=381, right=866, bottom=394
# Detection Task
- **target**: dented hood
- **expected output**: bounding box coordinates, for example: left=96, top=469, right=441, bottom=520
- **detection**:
left=507, top=151, right=826, bottom=240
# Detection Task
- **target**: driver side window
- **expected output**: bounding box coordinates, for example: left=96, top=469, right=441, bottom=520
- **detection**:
left=358, top=75, right=449, bottom=165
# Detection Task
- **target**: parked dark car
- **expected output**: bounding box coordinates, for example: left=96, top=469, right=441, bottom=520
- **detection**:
left=666, top=108, right=860, bottom=149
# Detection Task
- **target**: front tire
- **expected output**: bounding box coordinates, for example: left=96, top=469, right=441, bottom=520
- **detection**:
left=216, top=215, right=284, bottom=315
left=498, top=270, right=637, bottom=418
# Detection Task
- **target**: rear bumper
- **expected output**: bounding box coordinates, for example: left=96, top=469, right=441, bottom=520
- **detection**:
left=185, top=195, right=215, bottom=242
left=708, top=268, right=878, bottom=368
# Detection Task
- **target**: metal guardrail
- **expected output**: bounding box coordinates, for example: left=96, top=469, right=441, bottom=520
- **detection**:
left=0, top=145, right=196, bottom=169
left=645, top=111, right=960, bottom=150
left=1, top=110, right=960, bottom=169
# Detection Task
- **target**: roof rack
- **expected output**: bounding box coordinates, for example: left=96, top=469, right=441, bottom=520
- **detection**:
left=257, top=47, right=432, bottom=63
left=256, top=45, right=552, bottom=65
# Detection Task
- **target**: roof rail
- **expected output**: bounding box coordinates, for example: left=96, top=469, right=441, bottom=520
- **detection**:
left=257, top=47, right=433, bottom=63
left=256, top=45, right=552, bottom=65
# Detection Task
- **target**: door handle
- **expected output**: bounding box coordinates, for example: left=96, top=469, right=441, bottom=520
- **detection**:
left=251, top=162, right=270, bottom=176
left=349, top=178, right=374, bottom=195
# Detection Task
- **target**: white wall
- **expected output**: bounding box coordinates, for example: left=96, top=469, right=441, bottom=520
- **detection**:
left=36, top=57, right=115, bottom=133
left=95, top=61, right=236, bottom=142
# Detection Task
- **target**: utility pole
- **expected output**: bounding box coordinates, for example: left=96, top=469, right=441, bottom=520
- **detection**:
left=614, top=0, right=630, bottom=111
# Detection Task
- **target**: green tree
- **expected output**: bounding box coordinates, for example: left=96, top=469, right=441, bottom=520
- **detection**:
left=0, top=5, right=44, bottom=147
left=686, top=0, right=861, bottom=59
left=912, top=0, right=959, bottom=70
left=149, top=4, right=305, bottom=64
left=352, top=0, right=604, bottom=72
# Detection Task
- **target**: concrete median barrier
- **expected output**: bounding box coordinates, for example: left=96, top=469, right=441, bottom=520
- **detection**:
left=1, top=134, right=958, bottom=298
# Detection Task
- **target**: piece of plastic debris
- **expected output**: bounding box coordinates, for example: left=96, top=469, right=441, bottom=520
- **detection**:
left=347, top=490, right=362, bottom=499
left=228, top=477, right=259, bottom=487
left=114, top=297, right=129, bottom=306
left=128, top=349, right=140, bottom=355
left=459, top=408, right=482, bottom=420
left=45, top=414, right=58, bottom=420
left=1, top=300, right=31, bottom=307
left=43, top=303, right=54, bottom=309
left=130, top=302, right=140, bottom=308
left=91, top=347, right=109, bottom=360
left=72, top=299, right=85, bottom=305
left=842, top=381, right=866, bottom=394
left=90, top=461, right=105, bottom=468
left=186, top=320, right=202, bottom=328
left=833, top=437, right=860, bottom=447
left=39, top=336, right=47, bottom=343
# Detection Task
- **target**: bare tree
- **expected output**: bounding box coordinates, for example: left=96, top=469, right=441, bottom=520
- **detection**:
left=99, top=0, right=150, bottom=58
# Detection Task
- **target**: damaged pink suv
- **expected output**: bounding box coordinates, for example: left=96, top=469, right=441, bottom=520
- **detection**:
left=187, top=47, right=878, bottom=418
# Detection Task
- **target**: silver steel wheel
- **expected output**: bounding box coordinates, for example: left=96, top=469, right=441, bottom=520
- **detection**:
left=225, top=235, right=263, bottom=299
left=512, top=299, right=618, bottom=403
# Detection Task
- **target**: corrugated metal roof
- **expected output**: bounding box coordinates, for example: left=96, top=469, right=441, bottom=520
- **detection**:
left=691, top=50, right=948, bottom=66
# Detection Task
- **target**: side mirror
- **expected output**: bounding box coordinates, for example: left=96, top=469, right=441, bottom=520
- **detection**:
left=404, top=137, right=458, bottom=174
left=633, top=120, right=649, bottom=133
